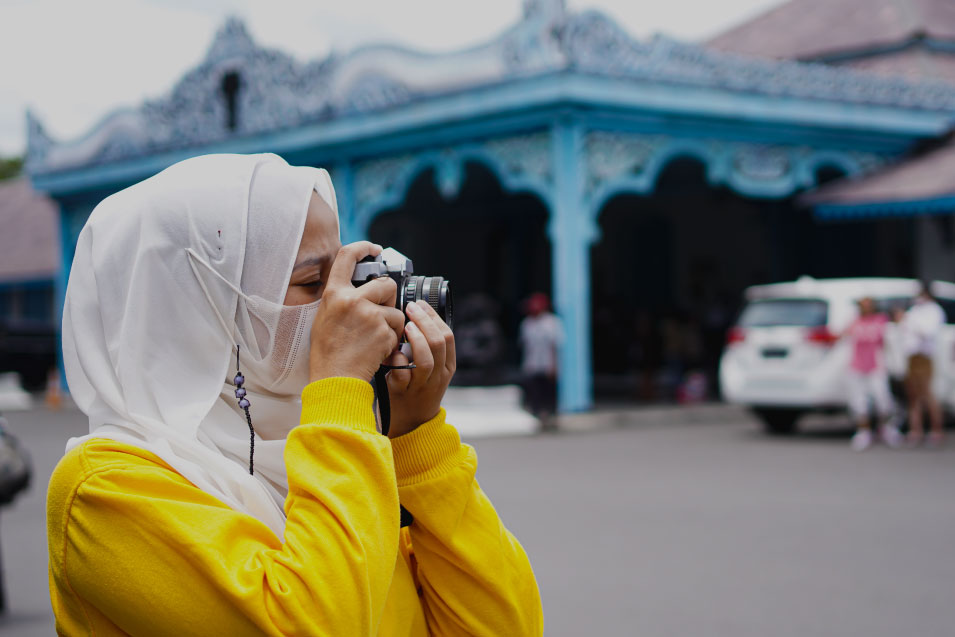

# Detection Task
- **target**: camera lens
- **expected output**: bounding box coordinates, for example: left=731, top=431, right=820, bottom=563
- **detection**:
left=402, top=275, right=453, bottom=329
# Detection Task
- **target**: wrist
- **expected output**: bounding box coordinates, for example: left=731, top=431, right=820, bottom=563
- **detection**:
left=390, top=409, right=468, bottom=485
left=310, top=362, right=373, bottom=384
left=388, top=410, right=436, bottom=439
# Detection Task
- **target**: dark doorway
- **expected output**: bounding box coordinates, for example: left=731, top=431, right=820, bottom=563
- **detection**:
left=369, top=161, right=551, bottom=384
left=763, top=191, right=917, bottom=281
left=590, top=157, right=917, bottom=404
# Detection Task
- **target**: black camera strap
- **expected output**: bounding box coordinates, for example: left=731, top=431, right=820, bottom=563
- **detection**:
left=373, top=365, right=415, bottom=528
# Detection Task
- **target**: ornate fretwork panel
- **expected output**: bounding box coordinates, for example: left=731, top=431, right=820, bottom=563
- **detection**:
left=585, top=131, right=667, bottom=194
left=582, top=130, right=895, bottom=211
left=730, top=144, right=792, bottom=182
left=481, top=132, right=553, bottom=186
left=353, top=155, right=419, bottom=219
left=351, top=132, right=555, bottom=232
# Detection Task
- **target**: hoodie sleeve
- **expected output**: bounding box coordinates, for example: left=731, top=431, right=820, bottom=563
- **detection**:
left=48, top=377, right=401, bottom=637
left=390, top=410, right=544, bottom=636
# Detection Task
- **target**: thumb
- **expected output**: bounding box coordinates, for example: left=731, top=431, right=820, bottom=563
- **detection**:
left=385, top=350, right=412, bottom=394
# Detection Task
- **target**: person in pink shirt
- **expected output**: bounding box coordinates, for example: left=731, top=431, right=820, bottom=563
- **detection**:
left=844, top=297, right=902, bottom=451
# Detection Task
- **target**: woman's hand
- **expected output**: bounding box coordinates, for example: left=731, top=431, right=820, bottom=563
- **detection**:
left=309, top=242, right=406, bottom=383
left=385, top=300, right=456, bottom=438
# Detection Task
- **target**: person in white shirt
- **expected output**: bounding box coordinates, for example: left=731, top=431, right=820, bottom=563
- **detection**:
left=519, top=293, right=562, bottom=431
left=898, top=284, right=946, bottom=447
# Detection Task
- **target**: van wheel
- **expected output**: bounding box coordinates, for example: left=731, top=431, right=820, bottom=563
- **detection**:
left=754, top=408, right=802, bottom=435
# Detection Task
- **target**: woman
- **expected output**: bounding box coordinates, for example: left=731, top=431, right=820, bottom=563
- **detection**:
left=47, top=154, right=542, bottom=635
left=844, top=297, right=901, bottom=451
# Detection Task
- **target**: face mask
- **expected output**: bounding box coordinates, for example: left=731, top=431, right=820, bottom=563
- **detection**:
left=186, top=248, right=319, bottom=396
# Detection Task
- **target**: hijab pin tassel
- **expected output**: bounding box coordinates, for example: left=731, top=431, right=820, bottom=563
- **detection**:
left=234, top=345, right=255, bottom=474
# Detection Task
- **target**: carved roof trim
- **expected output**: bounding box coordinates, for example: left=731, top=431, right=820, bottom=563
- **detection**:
left=27, top=7, right=955, bottom=175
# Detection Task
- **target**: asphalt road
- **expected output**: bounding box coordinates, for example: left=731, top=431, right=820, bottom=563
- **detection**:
left=1, top=405, right=954, bottom=636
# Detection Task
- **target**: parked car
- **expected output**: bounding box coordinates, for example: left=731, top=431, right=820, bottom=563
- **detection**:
left=719, top=277, right=955, bottom=434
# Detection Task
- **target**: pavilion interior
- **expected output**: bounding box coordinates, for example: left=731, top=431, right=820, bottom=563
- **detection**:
left=370, top=157, right=920, bottom=402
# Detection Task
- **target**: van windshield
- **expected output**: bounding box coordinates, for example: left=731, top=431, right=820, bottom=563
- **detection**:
left=738, top=299, right=828, bottom=328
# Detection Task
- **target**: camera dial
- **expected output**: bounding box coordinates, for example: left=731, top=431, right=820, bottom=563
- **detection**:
left=352, top=248, right=453, bottom=330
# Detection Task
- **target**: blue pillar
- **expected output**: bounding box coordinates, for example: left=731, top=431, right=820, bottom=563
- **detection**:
left=54, top=204, right=77, bottom=394
left=550, top=117, right=594, bottom=412
left=332, top=162, right=363, bottom=243
left=54, top=201, right=96, bottom=395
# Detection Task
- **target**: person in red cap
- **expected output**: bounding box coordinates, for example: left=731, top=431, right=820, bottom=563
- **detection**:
left=519, top=292, right=563, bottom=431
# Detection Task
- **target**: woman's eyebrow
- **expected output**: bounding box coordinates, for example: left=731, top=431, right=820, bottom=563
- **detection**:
left=291, top=255, right=330, bottom=272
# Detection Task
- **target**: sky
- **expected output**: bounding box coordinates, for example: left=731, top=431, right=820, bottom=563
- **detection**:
left=0, top=0, right=785, bottom=156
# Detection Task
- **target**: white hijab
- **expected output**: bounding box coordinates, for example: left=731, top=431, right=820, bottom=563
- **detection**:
left=62, top=153, right=339, bottom=539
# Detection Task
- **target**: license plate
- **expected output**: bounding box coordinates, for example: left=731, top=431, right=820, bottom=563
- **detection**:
left=762, top=347, right=789, bottom=359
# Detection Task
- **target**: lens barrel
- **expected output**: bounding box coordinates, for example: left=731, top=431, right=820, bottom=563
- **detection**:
left=402, top=275, right=453, bottom=329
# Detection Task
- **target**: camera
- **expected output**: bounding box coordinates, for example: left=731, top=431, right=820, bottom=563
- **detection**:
left=352, top=247, right=453, bottom=330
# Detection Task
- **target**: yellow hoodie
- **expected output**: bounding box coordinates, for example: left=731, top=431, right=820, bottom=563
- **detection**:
left=47, top=377, right=543, bottom=636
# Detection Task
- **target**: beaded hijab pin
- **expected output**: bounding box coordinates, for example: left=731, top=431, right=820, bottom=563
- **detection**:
left=233, top=345, right=255, bottom=474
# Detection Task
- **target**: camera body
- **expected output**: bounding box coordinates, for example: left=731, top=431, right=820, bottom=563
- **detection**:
left=352, top=247, right=453, bottom=330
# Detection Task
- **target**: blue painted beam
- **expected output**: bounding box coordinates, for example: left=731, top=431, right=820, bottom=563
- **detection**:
left=815, top=196, right=955, bottom=220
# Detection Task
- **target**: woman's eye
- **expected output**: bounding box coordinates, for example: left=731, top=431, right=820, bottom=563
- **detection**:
left=301, top=280, right=323, bottom=289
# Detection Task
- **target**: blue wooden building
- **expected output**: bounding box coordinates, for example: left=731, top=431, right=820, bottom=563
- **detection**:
left=27, top=0, right=955, bottom=410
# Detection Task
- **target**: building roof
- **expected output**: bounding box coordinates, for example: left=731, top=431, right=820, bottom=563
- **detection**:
left=804, top=136, right=955, bottom=216
left=0, top=178, right=59, bottom=284
left=709, top=0, right=955, bottom=81
left=26, top=2, right=955, bottom=177
left=710, top=0, right=955, bottom=59
left=844, top=48, right=955, bottom=84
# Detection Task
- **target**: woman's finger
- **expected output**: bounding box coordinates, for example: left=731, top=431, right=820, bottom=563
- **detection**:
left=424, top=302, right=456, bottom=374
left=404, top=321, right=435, bottom=388
left=408, top=301, right=446, bottom=372
left=416, top=299, right=450, bottom=328
left=414, top=300, right=454, bottom=375
left=326, top=242, right=381, bottom=289
left=385, top=350, right=412, bottom=394
left=444, top=328, right=456, bottom=376
left=355, top=275, right=398, bottom=308
left=380, top=305, right=406, bottom=342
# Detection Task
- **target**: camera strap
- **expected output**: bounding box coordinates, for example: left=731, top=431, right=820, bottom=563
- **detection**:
left=373, top=366, right=415, bottom=528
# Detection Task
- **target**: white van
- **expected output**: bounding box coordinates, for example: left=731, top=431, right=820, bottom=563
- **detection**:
left=719, top=277, right=955, bottom=434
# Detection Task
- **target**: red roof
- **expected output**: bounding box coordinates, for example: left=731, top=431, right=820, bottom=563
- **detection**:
left=709, top=0, right=955, bottom=81
left=803, top=138, right=955, bottom=206
left=0, top=179, right=59, bottom=284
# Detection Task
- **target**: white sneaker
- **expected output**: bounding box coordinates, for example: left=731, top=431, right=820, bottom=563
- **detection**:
left=879, top=425, right=904, bottom=449
left=850, top=429, right=873, bottom=451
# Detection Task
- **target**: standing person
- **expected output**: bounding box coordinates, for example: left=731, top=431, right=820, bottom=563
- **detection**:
left=899, top=283, right=946, bottom=447
left=845, top=297, right=902, bottom=451
left=46, top=154, right=543, bottom=636
left=520, top=292, right=562, bottom=432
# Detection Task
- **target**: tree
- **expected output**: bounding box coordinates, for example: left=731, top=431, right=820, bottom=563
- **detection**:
left=0, top=157, right=23, bottom=181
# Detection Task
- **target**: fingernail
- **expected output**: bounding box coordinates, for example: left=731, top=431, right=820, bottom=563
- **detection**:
left=407, top=302, right=422, bottom=316
left=406, top=321, right=419, bottom=333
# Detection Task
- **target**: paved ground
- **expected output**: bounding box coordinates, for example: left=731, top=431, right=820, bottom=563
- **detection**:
left=1, top=404, right=954, bottom=636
